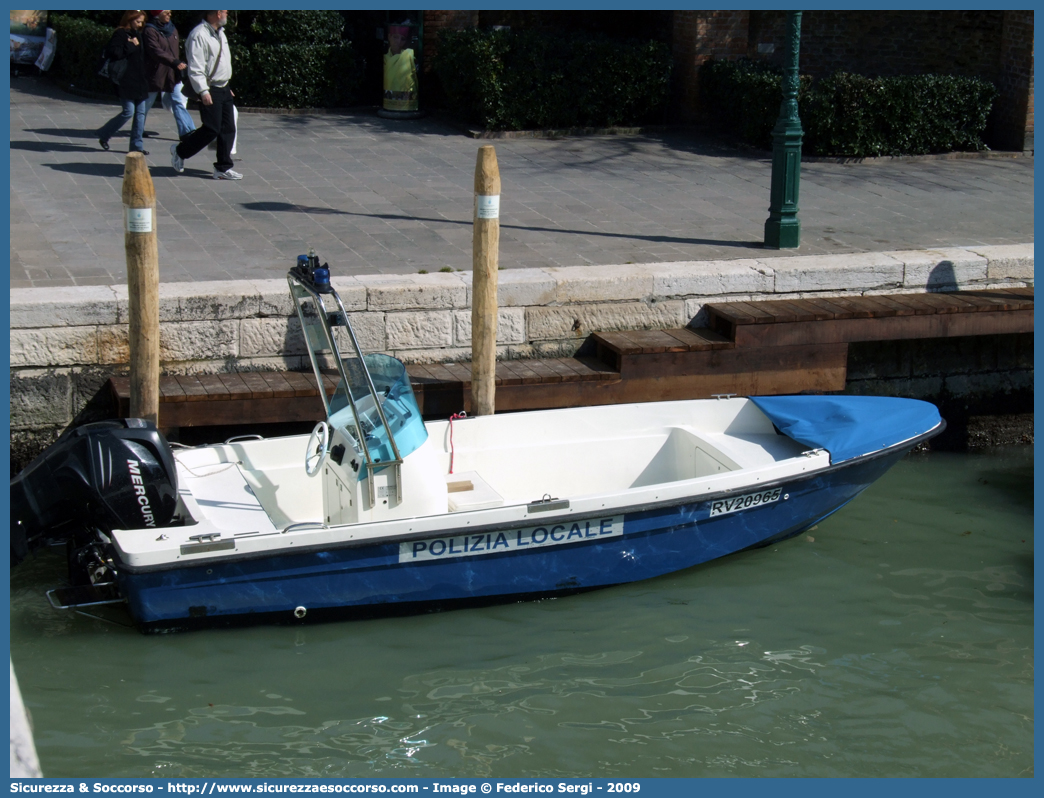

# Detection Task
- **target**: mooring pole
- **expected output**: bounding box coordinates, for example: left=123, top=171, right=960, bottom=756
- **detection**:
left=122, top=151, right=160, bottom=424
left=764, top=10, right=803, bottom=249
left=471, top=145, right=500, bottom=416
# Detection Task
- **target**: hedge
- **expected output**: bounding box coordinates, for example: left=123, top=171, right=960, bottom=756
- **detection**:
left=44, top=12, right=361, bottom=109
left=434, top=28, right=672, bottom=130
left=47, top=14, right=115, bottom=96
left=803, top=72, right=998, bottom=157
left=239, top=10, right=345, bottom=45
left=700, top=58, right=998, bottom=157
left=699, top=58, right=813, bottom=150
left=231, top=42, right=360, bottom=109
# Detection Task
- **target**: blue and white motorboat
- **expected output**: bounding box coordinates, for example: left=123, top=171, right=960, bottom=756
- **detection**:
left=11, top=255, right=945, bottom=632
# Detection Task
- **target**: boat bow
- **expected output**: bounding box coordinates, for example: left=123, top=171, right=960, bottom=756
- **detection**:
left=749, top=395, right=944, bottom=464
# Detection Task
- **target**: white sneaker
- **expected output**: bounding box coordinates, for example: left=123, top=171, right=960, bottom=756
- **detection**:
left=170, top=143, right=184, bottom=173
left=213, top=169, right=243, bottom=180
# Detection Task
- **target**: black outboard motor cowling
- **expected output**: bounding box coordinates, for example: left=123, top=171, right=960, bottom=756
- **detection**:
left=11, top=419, right=180, bottom=566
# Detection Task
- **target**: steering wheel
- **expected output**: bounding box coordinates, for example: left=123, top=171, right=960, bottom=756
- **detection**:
left=305, top=421, right=330, bottom=476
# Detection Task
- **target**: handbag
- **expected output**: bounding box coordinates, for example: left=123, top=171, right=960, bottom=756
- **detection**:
left=97, top=55, right=127, bottom=86
left=97, top=30, right=130, bottom=86
left=181, top=34, right=223, bottom=100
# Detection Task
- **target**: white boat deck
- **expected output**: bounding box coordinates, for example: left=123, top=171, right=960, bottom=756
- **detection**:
left=114, top=398, right=831, bottom=567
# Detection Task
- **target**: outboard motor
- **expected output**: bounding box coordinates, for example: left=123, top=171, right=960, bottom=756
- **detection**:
left=10, top=419, right=179, bottom=566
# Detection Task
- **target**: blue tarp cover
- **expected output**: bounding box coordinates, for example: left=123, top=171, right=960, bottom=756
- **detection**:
left=749, top=395, right=943, bottom=463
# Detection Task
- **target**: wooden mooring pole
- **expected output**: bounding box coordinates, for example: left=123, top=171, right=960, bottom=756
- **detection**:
left=122, top=152, right=160, bottom=424
left=472, top=145, right=500, bottom=416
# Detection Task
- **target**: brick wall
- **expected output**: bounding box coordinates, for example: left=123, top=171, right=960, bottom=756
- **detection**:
left=677, top=9, right=1033, bottom=151
left=671, top=10, right=749, bottom=122
left=993, top=11, right=1034, bottom=151
left=421, top=10, right=478, bottom=74
left=748, top=10, right=1004, bottom=80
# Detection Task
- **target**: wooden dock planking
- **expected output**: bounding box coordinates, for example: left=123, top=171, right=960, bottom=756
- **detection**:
left=729, top=308, right=1032, bottom=348
left=616, top=342, right=848, bottom=385
left=418, top=363, right=457, bottom=385
left=237, top=371, right=275, bottom=398
left=858, top=295, right=919, bottom=317
left=534, top=359, right=570, bottom=383
left=596, top=326, right=733, bottom=354
left=491, top=349, right=847, bottom=411
left=576, top=356, right=624, bottom=381
left=175, top=374, right=210, bottom=401
left=493, top=361, right=526, bottom=386
left=282, top=370, right=319, bottom=397
left=903, top=292, right=978, bottom=314
left=958, top=289, right=1035, bottom=311
left=710, top=288, right=1033, bottom=348
left=158, top=375, right=186, bottom=403
left=593, top=330, right=644, bottom=356
left=107, top=287, right=1030, bottom=427
left=216, top=372, right=253, bottom=401
left=512, top=360, right=548, bottom=385
left=711, top=300, right=779, bottom=324
left=840, top=295, right=904, bottom=318
left=771, top=299, right=836, bottom=322
left=620, top=329, right=684, bottom=354
left=798, top=295, right=867, bottom=320
left=404, top=363, right=440, bottom=386
left=195, top=374, right=231, bottom=400
left=661, top=327, right=732, bottom=351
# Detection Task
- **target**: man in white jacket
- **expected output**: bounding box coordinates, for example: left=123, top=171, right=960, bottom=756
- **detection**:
left=170, top=10, right=241, bottom=179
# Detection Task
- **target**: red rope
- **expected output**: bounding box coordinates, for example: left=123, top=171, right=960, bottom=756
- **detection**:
left=448, top=411, right=467, bottom=474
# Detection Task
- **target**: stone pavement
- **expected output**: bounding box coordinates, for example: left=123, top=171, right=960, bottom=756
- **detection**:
left=9, top=75, right=1035, bottom=289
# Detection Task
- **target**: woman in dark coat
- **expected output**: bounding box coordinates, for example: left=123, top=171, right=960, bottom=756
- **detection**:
left=97, top=10, right=152, bottom=154
left=143, top=10, right=195, bottom=140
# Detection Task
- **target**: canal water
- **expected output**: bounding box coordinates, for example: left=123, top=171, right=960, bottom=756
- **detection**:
left=9, top=446, right=1033, bottom=779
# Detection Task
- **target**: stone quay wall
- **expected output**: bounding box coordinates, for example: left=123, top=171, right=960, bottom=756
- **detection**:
left=10, top=244, right=1034, bottom=463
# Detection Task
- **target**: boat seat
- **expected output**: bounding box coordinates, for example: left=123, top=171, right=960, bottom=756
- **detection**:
left=446, top=471, right=504, bottom=512
left=175, top=461, right=279, bottom=534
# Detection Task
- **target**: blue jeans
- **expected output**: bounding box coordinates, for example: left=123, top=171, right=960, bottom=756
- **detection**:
left=148, top=82, right=196, bottom=140
left=98, top=97, right=150, bottom=152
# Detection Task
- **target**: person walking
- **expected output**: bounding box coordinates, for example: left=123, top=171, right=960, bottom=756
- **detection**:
left=142, top=10, right=195, bottom=141
left=170, top=10, right=240, bottom=179
left=97, top=10, right=151, bottom=154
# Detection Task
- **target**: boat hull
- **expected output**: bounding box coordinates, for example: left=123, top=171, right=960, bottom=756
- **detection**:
left=119, top=444, right=909, bottom=632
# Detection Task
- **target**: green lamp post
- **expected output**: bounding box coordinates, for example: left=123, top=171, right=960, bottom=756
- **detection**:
left=764, top=11, right=803, bottom=249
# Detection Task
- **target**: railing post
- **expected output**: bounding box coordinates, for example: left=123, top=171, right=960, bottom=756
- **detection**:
left=472, top=145, right=500, bottom=416
left=122, top=151, right=160, bottom=424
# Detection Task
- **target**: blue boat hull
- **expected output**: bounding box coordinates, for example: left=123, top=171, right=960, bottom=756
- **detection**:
left=117, top=443, right=912, bottom=632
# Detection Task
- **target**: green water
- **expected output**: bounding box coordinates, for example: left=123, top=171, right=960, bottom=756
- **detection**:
left=9, top=447, right=1033, bottom=778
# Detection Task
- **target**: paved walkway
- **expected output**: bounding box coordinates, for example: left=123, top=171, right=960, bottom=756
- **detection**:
left=9, top=75, right=1034, bottom=289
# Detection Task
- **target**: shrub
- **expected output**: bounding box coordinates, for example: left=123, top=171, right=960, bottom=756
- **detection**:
left=59, top=10, right=121, bottom=27
left=700, top=59, right=997, bottom=157
left=239, top=10, right=345, bottom=46
left=47, top=14, right=117, bottom=95
left=434, top=29, right=512, bottom=128
left=45, top=10, right=362, bottom=109
left=211, top=10, right=360, bottom=109
left=232, top=42, right=360, bottom=109
left=803, top=72, right=998, bottom=157
left=434, top=28, right=671, bottom=130
left=699, top=58, right=812, bottom=149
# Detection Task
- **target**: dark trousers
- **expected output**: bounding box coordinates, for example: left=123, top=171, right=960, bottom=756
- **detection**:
left=176, top=86, right=235, bottom=172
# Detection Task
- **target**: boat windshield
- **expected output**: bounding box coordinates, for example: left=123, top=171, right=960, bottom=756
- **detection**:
left=328, top=353, right=426, bottom=465
left=289, top=274, right=426, bottom=470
